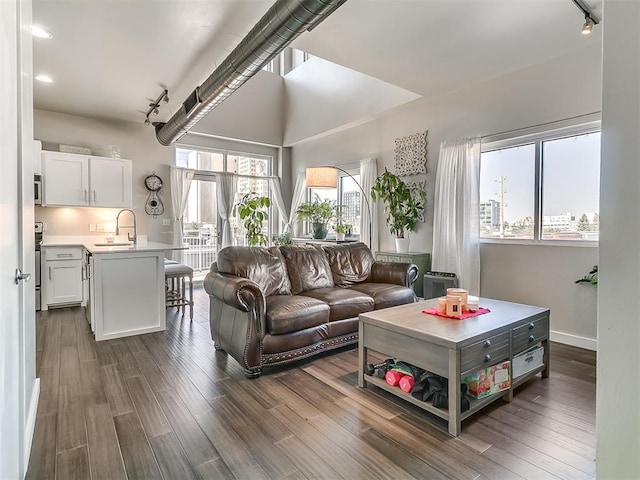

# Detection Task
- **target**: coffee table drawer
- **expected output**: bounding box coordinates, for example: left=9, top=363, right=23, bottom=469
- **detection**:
left=512, top=317, right=549, bottom=353
left=461, top=331, right=510, bottom=374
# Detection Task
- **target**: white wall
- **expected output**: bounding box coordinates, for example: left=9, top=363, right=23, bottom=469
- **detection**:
left=34, top=71, right=285, bottom=241
left=291, top=43, right=602, bottom=346
left=190, top=71, right=285, bottom=146
left=284, top=56, right=420, bottom=145
left=597, top=1, right=640, bottom=476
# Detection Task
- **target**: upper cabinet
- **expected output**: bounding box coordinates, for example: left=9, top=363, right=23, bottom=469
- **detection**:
left=42, top=151, right=132, bottom=208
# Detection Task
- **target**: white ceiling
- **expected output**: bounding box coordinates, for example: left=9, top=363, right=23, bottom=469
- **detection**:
left=32, top=0, right=602, bottom=127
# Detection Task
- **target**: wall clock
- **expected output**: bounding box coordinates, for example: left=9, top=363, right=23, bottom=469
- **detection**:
left=144, top=172, right=165, bottom=217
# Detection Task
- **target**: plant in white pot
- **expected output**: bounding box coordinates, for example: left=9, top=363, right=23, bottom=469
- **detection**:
left=371, top=169, right=426, bottom=252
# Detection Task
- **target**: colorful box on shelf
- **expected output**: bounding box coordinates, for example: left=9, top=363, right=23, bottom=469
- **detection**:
left=462, top=361, right=511, bottom=399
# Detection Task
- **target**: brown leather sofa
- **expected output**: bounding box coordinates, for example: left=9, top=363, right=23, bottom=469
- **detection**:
left=204, top=242, right=418, bottom=378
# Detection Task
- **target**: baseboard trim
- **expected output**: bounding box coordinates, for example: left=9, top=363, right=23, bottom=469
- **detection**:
left=550, top=330, right=597, bottom=351
left=24, top=378, right=40, bottom=472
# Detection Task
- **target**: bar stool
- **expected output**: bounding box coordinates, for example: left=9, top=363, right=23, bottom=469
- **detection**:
left=165, top=263, right=193, bottom=320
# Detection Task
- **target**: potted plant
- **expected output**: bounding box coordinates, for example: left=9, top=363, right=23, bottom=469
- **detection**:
left=334, top=205, right=347, bottom=241
left=233, top=192, right=271, bottom=246
left=296, top=194, right=335, bottom=239
left=272, top=232, right=293, bottom=246
left=371, top=169, right=426, bottom=252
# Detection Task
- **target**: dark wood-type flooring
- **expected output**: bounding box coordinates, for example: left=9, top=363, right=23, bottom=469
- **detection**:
left=27, top=285, right=597, bottom=479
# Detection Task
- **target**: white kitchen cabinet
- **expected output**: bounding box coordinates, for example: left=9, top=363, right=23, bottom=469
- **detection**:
left=42, top=152, right=89, bottom=206
left=91, top=250, right=165, bottom=341
left=42, top=151, right=132, bottom=207
left=42, top=247, right=84, bottom=308
left=88, top=157, right=132, bottom=207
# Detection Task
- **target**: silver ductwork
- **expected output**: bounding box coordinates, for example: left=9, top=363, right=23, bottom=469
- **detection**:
left=155, top=0, right=348, bottom=146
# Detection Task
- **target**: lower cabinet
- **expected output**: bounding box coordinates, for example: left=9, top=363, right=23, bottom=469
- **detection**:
left=42, top=247, right=83, bottom=308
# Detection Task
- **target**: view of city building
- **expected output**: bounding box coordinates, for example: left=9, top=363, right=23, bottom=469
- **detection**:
left=480, top=131, right=600, bottom=241
left=175, top=148, right=272, bottom=275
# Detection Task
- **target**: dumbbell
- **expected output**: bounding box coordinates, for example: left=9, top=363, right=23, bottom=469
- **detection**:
left=365, top=358, right=394, bottom=378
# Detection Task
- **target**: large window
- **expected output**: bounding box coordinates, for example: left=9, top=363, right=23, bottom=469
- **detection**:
left=480, top=124, right=600, bottom=242
left=175, top=146, right=273, bottom=273
left=306, top=171, right=361, bottom=237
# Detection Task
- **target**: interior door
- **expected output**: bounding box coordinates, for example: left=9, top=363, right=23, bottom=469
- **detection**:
left=1, top=0, right=26, bottom=477
left=2, top=0, right=37, bottom=476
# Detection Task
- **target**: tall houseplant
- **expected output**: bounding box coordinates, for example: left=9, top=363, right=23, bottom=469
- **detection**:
left=296, top=194, right=335, bottom=239
left=371, top=169, right=426, bottom=252
left=233, top=192, right=271, bottom=246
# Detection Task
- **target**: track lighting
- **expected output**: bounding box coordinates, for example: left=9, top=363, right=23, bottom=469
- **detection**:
left=582, top=15, right=594, bottom=35
left=571, top=0, right=599, bottom=35
left=143, top=88, right=169, bottom=126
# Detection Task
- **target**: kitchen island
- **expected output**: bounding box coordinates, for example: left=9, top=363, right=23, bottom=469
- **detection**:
left=41, top=236, right=185, bottom=341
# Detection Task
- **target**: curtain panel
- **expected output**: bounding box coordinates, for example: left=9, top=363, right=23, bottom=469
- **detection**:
left=268, top=177, right=288, bottom=234
left=287, top=173, right=307, bottom=236
left=216, top=172, right=237, bottom=249
left=360, top=158, right=378, bottom=250
left=432, top=137, right=481, bottom=295
left=169, top=167, right=194, bottom=262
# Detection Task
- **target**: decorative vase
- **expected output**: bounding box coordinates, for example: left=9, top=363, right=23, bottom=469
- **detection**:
left=312, top=222, right=328, bottom=239
left=336, top=232, right=346, bottom=241
left=395, top=237, right=410, bottom=253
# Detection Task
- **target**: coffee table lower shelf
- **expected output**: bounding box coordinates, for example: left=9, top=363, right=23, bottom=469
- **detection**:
left=363, top=374, right=513, bottom=423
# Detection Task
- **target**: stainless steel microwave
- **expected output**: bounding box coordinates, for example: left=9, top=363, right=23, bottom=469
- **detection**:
left=34, top=174, right=42, bottom=205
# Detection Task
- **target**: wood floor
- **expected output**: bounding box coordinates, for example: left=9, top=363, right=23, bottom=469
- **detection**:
left=27, top=285, right=597, bottom=480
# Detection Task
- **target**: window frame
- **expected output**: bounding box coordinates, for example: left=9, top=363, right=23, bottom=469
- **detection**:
left=480, top=120, right=600, bottom=247
left=175, top=144, right=275, bottom=245
left=305, top=167, right=361, bottom=239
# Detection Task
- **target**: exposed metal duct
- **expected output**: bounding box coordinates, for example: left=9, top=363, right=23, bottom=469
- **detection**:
left=155, top=0, right=348, bottom=146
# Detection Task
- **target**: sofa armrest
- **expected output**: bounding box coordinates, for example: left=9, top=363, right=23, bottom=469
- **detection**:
left=203, top=265, right=267, bottom=376
left=369, top=261, right=419, bottom=288
left=203, top=266, right=266, bottom=317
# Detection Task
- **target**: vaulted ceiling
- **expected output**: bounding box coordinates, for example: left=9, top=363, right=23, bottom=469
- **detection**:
left=32, top=0, right=602, bottom=128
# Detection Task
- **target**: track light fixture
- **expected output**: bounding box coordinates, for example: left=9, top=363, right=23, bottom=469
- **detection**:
left=571, top=0, right=599, bottom=35
left=582, top=15, right=594, bottom=35
left=144, top=88, right=169, bottom=126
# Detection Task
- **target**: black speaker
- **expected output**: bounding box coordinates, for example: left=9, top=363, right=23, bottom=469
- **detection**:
left=423, top=271, right=458, bottom=299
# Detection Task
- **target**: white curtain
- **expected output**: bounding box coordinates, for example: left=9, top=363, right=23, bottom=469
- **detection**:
left=268, top=177, right=288, bottom=233
left=432, top=137, right=481, bottom=295
left=360, top=158, right=378, bottom=251
left=216, top=172, right=237, bottom=249
left=169, top=167, right=194, bottom=262
left=287, top=172, right=307, bottom=236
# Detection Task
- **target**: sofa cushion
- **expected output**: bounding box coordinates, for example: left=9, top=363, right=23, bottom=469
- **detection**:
left=265, top=295, right=330, bottom=335
left=349, top=282, right=416, bottom=310
left=280, top=245, right=334, bottom=295
left=302, top=287, right=374, bottom=321
left=217, top=246, right=291, bottom=296
left=322, top=242, right=375, bottom=286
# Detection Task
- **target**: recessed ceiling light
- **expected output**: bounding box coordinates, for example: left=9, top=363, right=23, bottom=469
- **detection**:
left=31, top=25, right=52, bottom=39
left=35, top=74, right=53, bottom=83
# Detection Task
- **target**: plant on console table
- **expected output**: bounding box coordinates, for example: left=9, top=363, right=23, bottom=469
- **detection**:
left=371, top=168, right=426, bottom=253
left=334, top=205, right=347, bottom=241
left=296, top=194, right=336, bottom=240
left=233, top=192, right=271, bottom=246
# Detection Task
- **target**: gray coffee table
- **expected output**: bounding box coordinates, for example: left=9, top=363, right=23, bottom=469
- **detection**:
left=358, top=297, right=550, bottom=436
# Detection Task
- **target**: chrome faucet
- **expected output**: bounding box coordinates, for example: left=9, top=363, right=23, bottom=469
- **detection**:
left=116, top=208, right=137, bottom=244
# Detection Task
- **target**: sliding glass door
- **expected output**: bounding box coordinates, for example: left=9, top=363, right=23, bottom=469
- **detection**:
left=175, top=146, right=273, bottom=277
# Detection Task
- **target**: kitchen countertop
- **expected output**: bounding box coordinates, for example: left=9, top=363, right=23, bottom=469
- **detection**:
left=40, top=235, right=186, bottom=254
